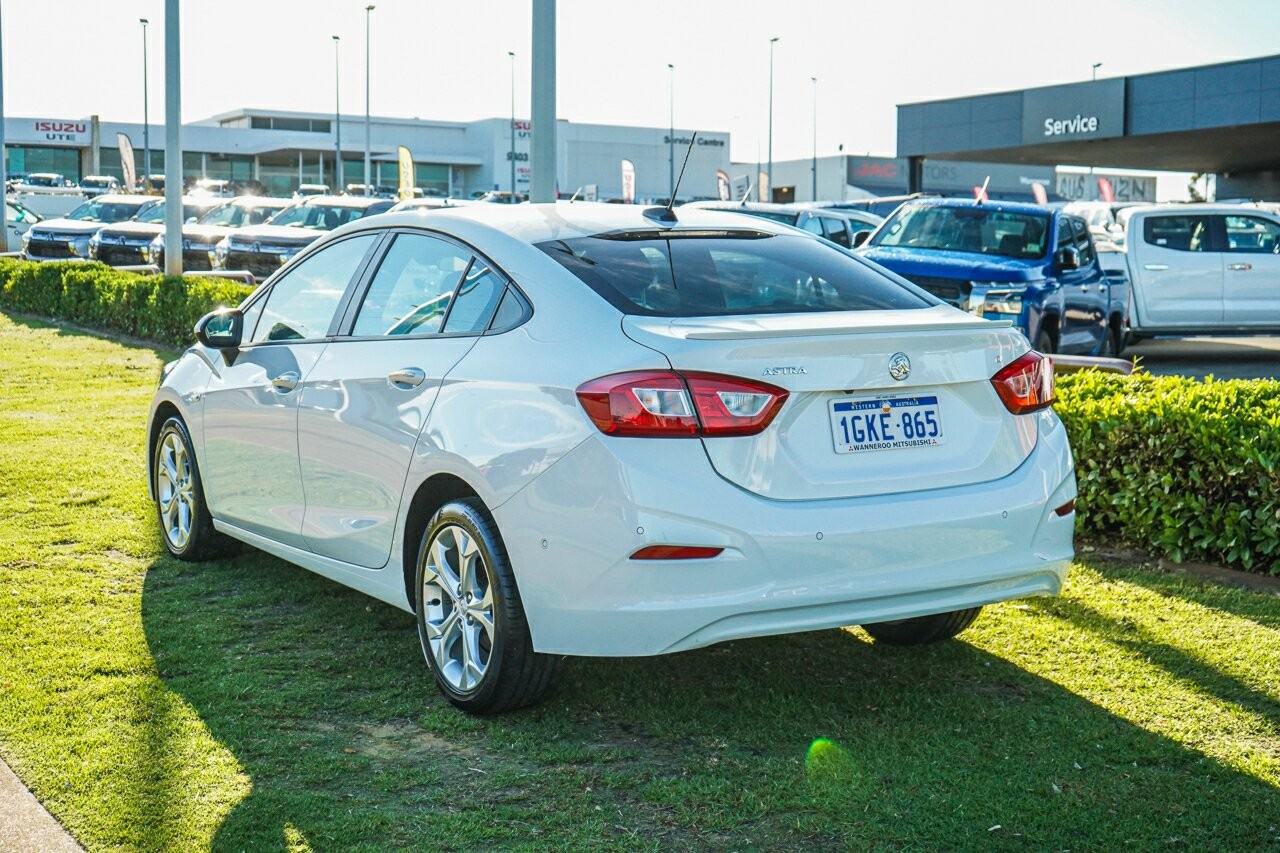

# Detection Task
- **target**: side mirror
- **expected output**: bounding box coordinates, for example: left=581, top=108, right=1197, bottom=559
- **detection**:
left=1056, top=246, right=1080, bottom=271
left=195, top=308, right=244, bottom=350
left=185, top=216, right=198, bottom=224
left=851, top=230, right=872, bottom=248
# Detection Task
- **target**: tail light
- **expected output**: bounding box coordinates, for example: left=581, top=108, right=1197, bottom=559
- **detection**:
left=576, top=370, right=788, bottom=437
left=991, top=351, right=1055, bottom=414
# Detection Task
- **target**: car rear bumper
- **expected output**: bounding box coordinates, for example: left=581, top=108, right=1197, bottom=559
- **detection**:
left=494, top=409, right=1075, bottom=656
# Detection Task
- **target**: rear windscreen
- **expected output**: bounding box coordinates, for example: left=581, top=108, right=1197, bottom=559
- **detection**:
left=537, top=232, right=930, bottom=317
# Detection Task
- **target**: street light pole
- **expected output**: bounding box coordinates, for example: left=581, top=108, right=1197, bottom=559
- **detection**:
left=810, top=76, right=817, bottom=201
left=140, top=18, right=149, bottom=188
left=767, top=36, right=779, bottom=203
left=508, top=50, right=516, bottom=197
left=364, top=4, right=374, bottom=191
left=333, top=35, right=343, bottom=192
left=0, top=0, right=7, bottom=253
left=667, top=63, right=674, bottom=201
left=1092, top=62, right=1102, bottom=81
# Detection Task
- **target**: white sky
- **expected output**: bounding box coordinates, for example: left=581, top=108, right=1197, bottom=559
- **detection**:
left=5, top=0, right=1279, bottom=173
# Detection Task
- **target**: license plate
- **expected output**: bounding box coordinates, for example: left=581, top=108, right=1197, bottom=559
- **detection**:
left=829, top=395, right=944, bottom=454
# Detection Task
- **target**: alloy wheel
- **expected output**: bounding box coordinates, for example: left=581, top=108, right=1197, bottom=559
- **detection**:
left=420, top=523, right=496, bottom=693
left=156, top=431, right=195, bottom=550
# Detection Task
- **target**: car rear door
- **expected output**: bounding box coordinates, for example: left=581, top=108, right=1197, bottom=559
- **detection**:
left=200, top=232, right=381, bottom=548
left=1130, top=211, right=1223, bottom=327
left=1220, top=212, right=1280, bottom=325
left=295, top=230, right=510, bottom=569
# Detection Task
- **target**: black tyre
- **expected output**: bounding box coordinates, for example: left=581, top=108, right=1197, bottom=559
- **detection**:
left=1033, top=329, right=1055, bottom=354
left=861, top=607, right=983, bottom=646
left=152, top=416, right=231, bottom=561
left=415, top=498, right=563, bottom=714
left=1098, top=325, right=1119, bottom=358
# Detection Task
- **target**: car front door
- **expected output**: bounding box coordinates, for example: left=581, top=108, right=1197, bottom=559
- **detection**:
left=1220, top=213, right=1280, bottom=325
left=1059, top=217, right=1108, bottom=354
left=296, top=230, right=512, bottom=569
left=1131, top=212, right=1223, bottom=327
left=200, top=232, right=380, bottom=548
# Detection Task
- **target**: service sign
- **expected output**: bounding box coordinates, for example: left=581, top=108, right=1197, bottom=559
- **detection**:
left=1021, top=79, right=1125, bottom=145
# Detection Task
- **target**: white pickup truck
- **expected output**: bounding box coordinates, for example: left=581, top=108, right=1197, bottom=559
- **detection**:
left=1125, top=203, right=1280, bottom=339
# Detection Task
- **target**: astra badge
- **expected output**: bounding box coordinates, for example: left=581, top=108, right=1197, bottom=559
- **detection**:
left=888, top=352, right=911, bottom=381
left=763, top=366, right=806, bottom=376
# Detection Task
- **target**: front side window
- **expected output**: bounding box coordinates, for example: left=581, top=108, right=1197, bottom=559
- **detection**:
left=351, top=232, right=470, bottom=337
left=1143, top=215, right=1210, bottom=252
left=539, top=231, right=929, bottom=317
left=1070, top=218, right=1096, bottom=265
left=872, top=204, right=1049, bottom=260
left=1223, top=215, right=1280, bottom=253
left=251, top=234, right=378, bottom=343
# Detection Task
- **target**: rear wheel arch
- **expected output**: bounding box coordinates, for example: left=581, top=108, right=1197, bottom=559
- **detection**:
left=401, top=473, right=484, bottom=608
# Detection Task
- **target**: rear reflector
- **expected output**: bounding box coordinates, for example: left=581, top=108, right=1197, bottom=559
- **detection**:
left=991, top=351, right=1055, bottom=414
left=631, top=545, right=724, bottom=560
left=1054, top=499, right=1076, bottom=517
left=577, top=370, right=788, bottom=437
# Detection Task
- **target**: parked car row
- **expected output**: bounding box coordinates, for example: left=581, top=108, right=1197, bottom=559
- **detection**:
left=19, top=193, right=394, bottom=280
left=699, top=192, right=1280, bottom=353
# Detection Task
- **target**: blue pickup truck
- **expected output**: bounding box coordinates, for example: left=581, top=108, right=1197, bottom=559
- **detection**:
left=856, top=198, right=1126, bottom=356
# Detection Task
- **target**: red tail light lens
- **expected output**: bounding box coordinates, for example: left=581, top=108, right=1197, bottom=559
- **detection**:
left=576, top=370, right=788, bottom=437
left=991, top=351, right=1055, bottom=414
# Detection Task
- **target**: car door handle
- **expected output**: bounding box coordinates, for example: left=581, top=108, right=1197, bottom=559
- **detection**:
left=1228, top=263, right=1252, bottom=271
left=270, top=371, right=300, bottom=393
left=1143, top=264, right=1169, bottom=271
left=387, top=367, right=426, bottom=388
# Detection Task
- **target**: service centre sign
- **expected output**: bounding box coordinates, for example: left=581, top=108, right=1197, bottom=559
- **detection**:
left=1021, top=79, right=1124, bottom=145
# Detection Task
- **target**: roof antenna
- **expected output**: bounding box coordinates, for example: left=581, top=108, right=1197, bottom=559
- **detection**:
left=644, top=131, right=698, bottom=223
left=568, top=186, right=582, bottom=203
left=739, top=180, right=754, bottom=205
left=975, top=175, right=990, bottom=205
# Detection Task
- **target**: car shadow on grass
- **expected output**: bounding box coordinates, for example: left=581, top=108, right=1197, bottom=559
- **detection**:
left=141, top=552, right=1280, bottom=851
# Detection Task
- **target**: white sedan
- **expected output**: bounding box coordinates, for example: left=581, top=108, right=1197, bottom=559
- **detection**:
left=147, top=202, right=1076, bottom=714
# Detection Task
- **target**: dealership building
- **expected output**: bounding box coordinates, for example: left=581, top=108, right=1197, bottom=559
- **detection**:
left=894, top=52, right=1280, bottom=201
left=3, top=109, right=730, bottom=201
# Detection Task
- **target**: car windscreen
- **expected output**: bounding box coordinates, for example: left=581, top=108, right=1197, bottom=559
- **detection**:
left=65, top=200, right=149, bottom=223
left=870, top=204, right=1050, bottom=260
left=269, top=204, right=367, bottom=230
left=537, top=231, right=930, bottom=317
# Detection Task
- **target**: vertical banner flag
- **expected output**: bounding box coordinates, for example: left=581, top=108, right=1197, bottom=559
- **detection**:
left=1030, top=182, right=1048, bottom=205
left=1097, top=176, right=1115, bottom=203
left=716, top=169, right=731, bottom=201
left=621, top=159, right=636, bottom=204
left=398, top=147, right=415, bottom=200
left=116, top=133, right=137, bottom=192
left=758, top=170, right=769, bottom=203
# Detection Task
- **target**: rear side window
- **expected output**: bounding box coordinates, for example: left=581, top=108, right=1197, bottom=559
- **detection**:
left=1144, top=215, right=1210, bottom=252
left=537, top=232, right=929, bottom=317
left=352, top=232, right=470, bottom=336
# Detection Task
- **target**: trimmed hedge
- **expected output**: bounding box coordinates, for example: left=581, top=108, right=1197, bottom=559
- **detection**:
left=1056, top=370, right=1280, bottom=575
left=2, top=258, right=1276, bottom=575
left=0, top=258, right=254, bottom=348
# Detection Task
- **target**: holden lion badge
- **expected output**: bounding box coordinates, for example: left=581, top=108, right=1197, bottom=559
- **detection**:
left=888, top=352, right=911, bottom=381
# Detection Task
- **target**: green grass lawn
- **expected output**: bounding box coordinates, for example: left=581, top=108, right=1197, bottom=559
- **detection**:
left=1, top=310, right=1277, bottom=851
